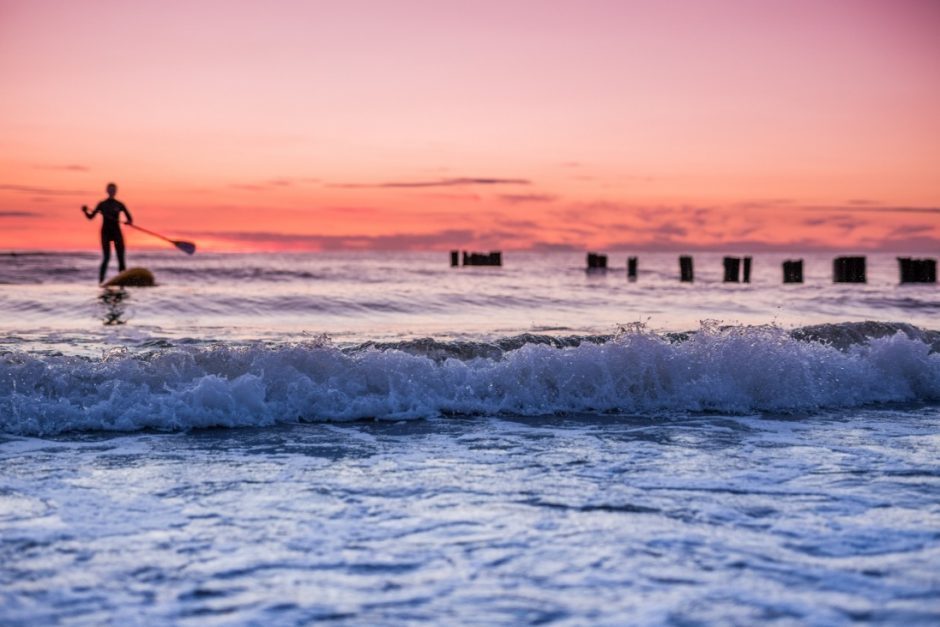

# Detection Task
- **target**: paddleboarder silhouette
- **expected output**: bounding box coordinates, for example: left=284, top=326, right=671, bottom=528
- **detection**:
left=82, top=182, right=133, bottom=284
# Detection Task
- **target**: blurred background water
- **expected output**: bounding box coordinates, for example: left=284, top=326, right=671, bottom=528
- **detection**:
left=0, top=251, right=937, bottom=352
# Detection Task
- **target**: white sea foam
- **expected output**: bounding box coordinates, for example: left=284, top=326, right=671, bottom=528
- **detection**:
left=2, top=323, right=939, bottom=435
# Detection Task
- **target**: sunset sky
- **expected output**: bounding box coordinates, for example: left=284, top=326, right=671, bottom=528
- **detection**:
left=1, top=0, right=938, bottom=252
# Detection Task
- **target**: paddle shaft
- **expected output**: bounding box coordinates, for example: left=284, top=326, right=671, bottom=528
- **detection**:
left=126, top=223, right=175, bottom=244
left=125, top=223, right=196, bottom=255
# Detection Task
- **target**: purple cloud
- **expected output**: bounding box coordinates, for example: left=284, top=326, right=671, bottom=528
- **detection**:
left=887, top=224, right=935, bottom=237
left=529, top=241, right=581, bottom=252
left=801, top=215, right=863, bottom=231
left=496, top=219, right=540, bottom=230
left=801, top=205, right=940, bottom=215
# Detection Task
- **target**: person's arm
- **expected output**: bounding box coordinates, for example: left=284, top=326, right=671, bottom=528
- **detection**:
left=121, top=203, right=133, bottom=225
left=81, top=204, right=98, bottom=220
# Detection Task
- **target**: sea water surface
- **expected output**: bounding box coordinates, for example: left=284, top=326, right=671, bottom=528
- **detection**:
left=1, top=251, right=939, bottom=624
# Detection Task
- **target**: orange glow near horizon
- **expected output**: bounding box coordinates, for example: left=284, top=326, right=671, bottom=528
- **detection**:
left=2, top=0, right=939, bottom=253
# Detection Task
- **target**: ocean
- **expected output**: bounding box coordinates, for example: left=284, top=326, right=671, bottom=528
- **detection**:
left=1, top=250, right=939, bottom=624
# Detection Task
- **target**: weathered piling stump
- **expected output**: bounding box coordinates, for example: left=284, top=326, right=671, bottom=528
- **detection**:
left=833, top=256, right=866, bottom=283
left=586, top=252, right=608, bottom=270
left=723, top=257, right=741, bottom=282
left=450, top=250, right=459, bottom=267
left=722, top=256, right=752, bottom=282
left=898, top=257, right=937, bottom=283
left=679, top=256, right=694, bottom=282
left=462, top=251, right=502, bottom=266
left=782, top=259, right=804, bottom=283
left=627, top=256, right=638, bottom=281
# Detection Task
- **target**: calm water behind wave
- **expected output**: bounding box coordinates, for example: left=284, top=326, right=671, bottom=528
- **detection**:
left=1, top=251, right=938, bottom=349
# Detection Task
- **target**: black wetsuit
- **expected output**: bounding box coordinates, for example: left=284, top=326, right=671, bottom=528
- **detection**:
left=91, top=198, right=132, bottom=283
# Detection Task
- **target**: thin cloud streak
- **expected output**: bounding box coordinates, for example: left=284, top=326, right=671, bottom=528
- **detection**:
left=720, top=200, right=940, bottom=215
left=32, top=164, right=90, bottom=172
left=886, top=224, right=934, bottom=237
left=331, top=177, right=530, bottom=189
left=818, top=206, right=940, bottom=215
left=229, top=177, right=319, bottom=191
left=600, top=238, right=844, bottom=253
left=498, top=193, right=557, bottom=204
left=0, top=184, right=89, bottom=196
left=198, top=229, right=477, bottom=251
left=847, top=207, right=940, bottom=213
left=529, top=241, right=581, bottom=252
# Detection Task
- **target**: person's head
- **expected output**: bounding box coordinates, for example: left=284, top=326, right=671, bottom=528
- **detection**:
left=106, top=182, right=117, bottom=198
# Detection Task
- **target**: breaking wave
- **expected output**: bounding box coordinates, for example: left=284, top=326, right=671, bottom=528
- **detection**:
left=2, top=322, right=939, bottom=435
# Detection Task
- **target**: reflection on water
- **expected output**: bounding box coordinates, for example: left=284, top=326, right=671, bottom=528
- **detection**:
left=99, top=287, right=128, bottom=325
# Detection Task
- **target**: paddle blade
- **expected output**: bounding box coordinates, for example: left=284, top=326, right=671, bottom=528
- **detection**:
left=173, top=240, right=196, bottom=255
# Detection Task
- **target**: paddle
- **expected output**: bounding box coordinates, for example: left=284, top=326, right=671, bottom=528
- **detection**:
left=126, top=223, right=196, bottom=255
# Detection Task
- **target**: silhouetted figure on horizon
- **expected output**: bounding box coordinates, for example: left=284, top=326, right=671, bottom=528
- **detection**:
left=83, top=182, right=133, bottom=284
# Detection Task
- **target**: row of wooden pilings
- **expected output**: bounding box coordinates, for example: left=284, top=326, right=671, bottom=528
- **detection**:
left=595, top=254, right=936, bottom=283
left=450, top=250, right=937, bottom=283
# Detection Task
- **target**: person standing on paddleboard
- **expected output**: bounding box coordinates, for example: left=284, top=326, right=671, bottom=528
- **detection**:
left=82, top=182, right=133, bottom=284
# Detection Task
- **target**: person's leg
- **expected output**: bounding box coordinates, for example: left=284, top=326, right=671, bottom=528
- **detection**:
left=100, top=233, right=111, bottom=284
left=114, top=231, right=126, bottom=272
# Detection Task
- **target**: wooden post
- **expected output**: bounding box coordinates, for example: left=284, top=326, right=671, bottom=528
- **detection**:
left=783, top=260, right=803, bottom=283
left=586, top=252, right=607, bottom=269
left=450, top=250, right=459, bottom=267
left=462, top=251, right=502, bottom=266
left=627, top=256, right=637, bottom=281
left=679, top=256, right=694, bottom=282
left=925, top=259, right=937, bottom=283
left=723, top=257, right=741, bottom=282
left=898, top=257, right=937, bottom=283
left=743, top=257, right=752, bottom=283
left=898, top=257, right=913, bottom=283
left=833, top=256, right=866, bottom=283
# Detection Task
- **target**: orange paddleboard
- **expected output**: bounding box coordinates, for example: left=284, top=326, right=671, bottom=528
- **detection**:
left=102, top=267, right=156, bottom=287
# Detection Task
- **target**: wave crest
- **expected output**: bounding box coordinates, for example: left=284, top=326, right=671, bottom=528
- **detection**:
left=2, top=322, right=939, bottom=435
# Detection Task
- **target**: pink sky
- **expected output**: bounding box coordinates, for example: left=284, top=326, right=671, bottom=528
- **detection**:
left=1, top=0, right=938, bottom=252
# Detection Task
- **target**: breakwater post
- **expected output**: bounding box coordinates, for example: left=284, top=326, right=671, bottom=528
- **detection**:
left=679, top=255, right=694, bottom=282
left=722, top=256, right=752, bottom=282
left=783, top=259, right=803, bottom=283
left=586, top=252, right=608, bottom=270
left=450, top=250, right=459, bottom=267
left=833, top=256, right=866, bottom=283
left=627, top=256, right=637, bottom=281
left=462, top=251, right=502, bottom=266
left=897, top=257, right=937, bottom=283
left=723, top=257, right=741, bottom=282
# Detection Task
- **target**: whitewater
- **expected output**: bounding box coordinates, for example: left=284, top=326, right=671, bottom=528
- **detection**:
left=2, top=250, right=939, bottom=624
